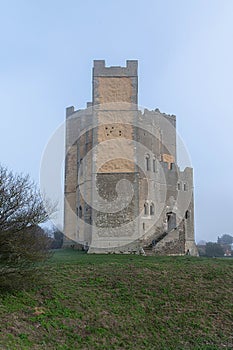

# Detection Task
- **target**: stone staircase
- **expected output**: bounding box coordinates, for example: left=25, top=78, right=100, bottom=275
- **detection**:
left=143, top=230, right=170, bottom=256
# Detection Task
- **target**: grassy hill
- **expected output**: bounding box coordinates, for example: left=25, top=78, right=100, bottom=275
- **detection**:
left=0, top=250, right=232, bottom=349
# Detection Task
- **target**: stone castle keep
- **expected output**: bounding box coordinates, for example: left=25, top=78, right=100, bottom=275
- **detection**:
left=63, top=60, right=198, bottom=256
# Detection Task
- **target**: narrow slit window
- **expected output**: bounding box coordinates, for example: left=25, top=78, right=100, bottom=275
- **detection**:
left=145, top=155, right=150, bottom=171
left=144, top=203, right=149, bottom=215
left=79, top=206, right=82, bottom=218
left=150, top=203, right=155, bottom=215
left=153, top=158, right=156, bottom=172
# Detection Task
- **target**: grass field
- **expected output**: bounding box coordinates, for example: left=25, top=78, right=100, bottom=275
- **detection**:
left=0, top=250, right=232, bottom=349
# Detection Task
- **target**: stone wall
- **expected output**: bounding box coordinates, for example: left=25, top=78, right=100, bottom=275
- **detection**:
left=94, top=172, right=137, bottom=229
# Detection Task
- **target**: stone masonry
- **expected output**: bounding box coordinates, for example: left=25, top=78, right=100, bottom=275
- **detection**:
left=63, top=60, right=198, bottom=256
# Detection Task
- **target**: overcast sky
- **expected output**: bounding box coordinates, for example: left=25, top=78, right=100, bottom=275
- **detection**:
left=1, top=0, right=233, bottom=242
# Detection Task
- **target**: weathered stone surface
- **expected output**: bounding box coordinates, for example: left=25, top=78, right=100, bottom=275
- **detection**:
left=63, top=60, right=198, bottom=256
left=95, top=77, right=133, bottom=105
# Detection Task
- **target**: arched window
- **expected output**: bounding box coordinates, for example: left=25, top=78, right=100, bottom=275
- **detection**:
left=185, top=210, right=190, bottom=219
left=150, top=203, right=155, bottom=215
left=153, top=158, right=156, bottom=172
left=145, top=154, right=150, bottom=171
left=144, top=203, right=149, bottom=215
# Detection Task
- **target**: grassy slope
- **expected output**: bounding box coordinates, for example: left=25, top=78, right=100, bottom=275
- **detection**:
left=0, top=250, right=232, bottom=350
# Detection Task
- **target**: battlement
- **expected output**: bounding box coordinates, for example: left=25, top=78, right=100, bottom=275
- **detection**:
left=93, top=60, right=138, bottom=77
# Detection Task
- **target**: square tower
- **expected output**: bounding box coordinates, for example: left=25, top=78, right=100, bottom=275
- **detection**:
left=63, top=60, right=198, bottom=256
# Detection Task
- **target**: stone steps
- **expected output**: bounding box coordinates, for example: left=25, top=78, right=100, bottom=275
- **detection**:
left=143, top=230, right=176, bottom=256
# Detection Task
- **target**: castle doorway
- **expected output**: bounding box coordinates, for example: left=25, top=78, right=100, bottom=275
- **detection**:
left=167, top=212, right=176, bottom=231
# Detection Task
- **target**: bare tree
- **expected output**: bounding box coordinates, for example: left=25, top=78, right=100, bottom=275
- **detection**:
left=0, top=164, right=53, bottom=290
left=0, top=165, right=49, bottom=233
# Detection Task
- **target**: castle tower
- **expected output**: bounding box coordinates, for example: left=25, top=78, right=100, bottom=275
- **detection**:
left=63, top=60, right=198, bottom=256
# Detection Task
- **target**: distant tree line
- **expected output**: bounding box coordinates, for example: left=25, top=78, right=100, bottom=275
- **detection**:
left=217, top=234, right=233, bottom=245
left=197, top=234, right=233, bottom=257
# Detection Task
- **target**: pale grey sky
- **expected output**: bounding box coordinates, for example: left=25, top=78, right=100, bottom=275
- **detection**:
left=1, top=0, right=233, bottom=242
